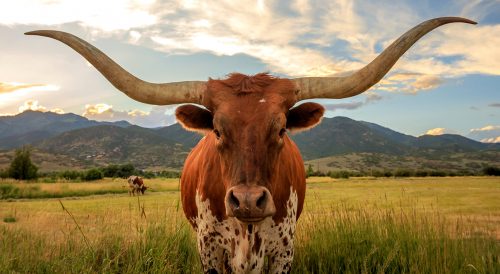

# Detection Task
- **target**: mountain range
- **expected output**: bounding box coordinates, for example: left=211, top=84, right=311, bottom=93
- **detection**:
left=0, top=111, right=498, bottom=172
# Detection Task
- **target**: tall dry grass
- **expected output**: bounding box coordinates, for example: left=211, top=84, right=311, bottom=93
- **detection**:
left=0, top=177, right=498, bottom=273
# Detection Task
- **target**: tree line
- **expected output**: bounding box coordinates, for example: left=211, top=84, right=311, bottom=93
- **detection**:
left=0, top=147, right=180, bottom=181
left=1, top=147, right=498, bottom=181
left=305, top=164, right=500, bottom=179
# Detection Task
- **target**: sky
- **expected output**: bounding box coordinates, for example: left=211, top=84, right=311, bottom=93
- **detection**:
left=0, top=0, right=499, bottom=142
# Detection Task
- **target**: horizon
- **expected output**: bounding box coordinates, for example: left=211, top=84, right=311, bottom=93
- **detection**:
left=3, top=108, right=496, bottom=142
left=0, top=0, right=499, bottom=142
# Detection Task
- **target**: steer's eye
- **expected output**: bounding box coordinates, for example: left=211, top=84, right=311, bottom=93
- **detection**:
left=213, top=129, right=221, bottom=139
left=279, top=128, right=286, bottom=138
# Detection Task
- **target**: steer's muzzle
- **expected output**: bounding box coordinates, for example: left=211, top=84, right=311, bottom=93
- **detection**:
left=225, top=185, right=276, bottom=223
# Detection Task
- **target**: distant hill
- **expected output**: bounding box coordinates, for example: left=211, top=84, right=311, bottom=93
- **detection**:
left=0, top=110, right=131, bottom=149
left=290, top=117, right=411, bottom=159
left=0, top=111, right=498, bottom=172
left=36, top=125, right=190, bottom=169
left=154, top=123, right=202, bottom=148
left=291, top=117, right=499, bottom=160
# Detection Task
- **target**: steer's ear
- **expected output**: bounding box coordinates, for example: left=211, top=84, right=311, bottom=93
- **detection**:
left=176, top=104, right=213, bottom=133
left=286, top=102, right=324, bottom=132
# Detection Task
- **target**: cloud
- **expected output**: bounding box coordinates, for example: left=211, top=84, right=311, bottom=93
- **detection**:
left=82, top=103, right=177, bottom=127
left=467, top=125, right=500, bottom=142
left=19, top=100, right=47, bottom=113
left=424, top=128, right=447, bottom=136
left=0, top=0, right=157, bottom=31
left=0, top=100, right=66, bottom=115
left=323, top=101, right=364, bottom=111
left=364, top=91, right=383, bottom=103
left=145, top=1, right=495, bottom=94
left=0, top=82, right=60, bottom=94
left=470, top=125, right=500, bottom=133
left=489, top=103, right=500, bottom=108
left=83, top=103, right=114, bottom=117
left=481, top=136, right=500, bottom=143
left=322, top=90, right=383, bottom=112
left=1, top=1, right=498, bottom=96
left=376, top=73, right=444, bottom=94
left=50, top=108, right=65, bottom=115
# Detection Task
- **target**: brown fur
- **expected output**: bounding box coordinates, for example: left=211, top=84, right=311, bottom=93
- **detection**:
left=128, top=176, right=147, bottom=196
left=286, top=102, right=325, bottom=132
left=178, top=73, right=322, bottom=272
left=175, top=104, right=213, bottom=133
left=219, top=73, right=277, bottom=94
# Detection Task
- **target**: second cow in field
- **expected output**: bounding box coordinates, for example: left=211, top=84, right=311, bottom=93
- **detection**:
left=127, top=176, right=148, bottom=196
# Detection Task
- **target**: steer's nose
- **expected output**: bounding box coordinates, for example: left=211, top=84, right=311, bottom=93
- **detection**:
left=225, top=185, right=276, bottom=222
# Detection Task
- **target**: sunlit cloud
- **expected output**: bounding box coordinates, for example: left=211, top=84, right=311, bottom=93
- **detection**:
left=82, top=103, right=176, bottom=127
left=50, top=108, right=65, bottom=114
left=0, top=0, right=498, bottom=124
left=83, top=103, right=114, bottom=117
left=0, top=100, right=66, bottom=116
left=0, top=0, right=157, bottom=31
left=467, top=125, right=500, bottom=143
left=128, top=30, right=142, bottom=44
left=144, top=0, right=491, bottom=94
left=424, top=128, right=447, bottom=136
left=19, top=100, right=47, bottom=113
left=470, top=125, right=500, bottom=133
left=1, top=0, right=496, bottom=95
left=128, top=109, right=150, bottom=117
left=377, top=73, right=444, bottom=94
left=0, top=82, right=60, bottom=94
left=481, top=136, right=500, bottom=143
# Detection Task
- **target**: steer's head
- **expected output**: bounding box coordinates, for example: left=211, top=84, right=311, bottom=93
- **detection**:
left=175, top=73, right=324, bottom=222
left=26, top=17, right=475, bottom=223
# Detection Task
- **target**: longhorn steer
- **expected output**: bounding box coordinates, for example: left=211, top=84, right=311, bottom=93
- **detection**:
left=26, top=17, right=475, bottom=273
left=127, top=175, right=147, bottom=196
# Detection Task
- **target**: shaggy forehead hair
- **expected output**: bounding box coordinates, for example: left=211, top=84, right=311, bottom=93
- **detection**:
left=217, top=73, right=278, bottom=94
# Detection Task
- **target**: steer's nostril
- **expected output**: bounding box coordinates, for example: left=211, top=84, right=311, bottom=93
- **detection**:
left=229, top=190, right=240, bottom=208
left=256, top=191, right=266, bottom=209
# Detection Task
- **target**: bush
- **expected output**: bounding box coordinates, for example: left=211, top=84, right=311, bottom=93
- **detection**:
left=370, top=170, right=393, bottom=177
left=8, top=146, right=38, bottom=180
left=429, top=170, right=447, bottom=177
left=414, top=170, right=429, bottom=177
left=394, top=169, right=412, bottom=177
left=101, top=164, right=137, bottom=178
left=306, top=164, right=314, bottom=178
left=329, top=170, right=350, bottom=179
left=83, top=169, right=103, bottom=181
left=158, top=170, right=181, bottom=178
left=3, top=216, right=16, bottom=223
left=0, top=169, right=8, bottom=179
left=483, top=166, right=500, bottom=176
left=58, top=170, right=83, bottom=180
left=0, top=185, right=19, bottom=199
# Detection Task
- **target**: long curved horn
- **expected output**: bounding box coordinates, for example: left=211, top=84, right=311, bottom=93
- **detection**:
left=293, top=17, right=476, bottom=101
left=25, top=30, right=205, bottom=105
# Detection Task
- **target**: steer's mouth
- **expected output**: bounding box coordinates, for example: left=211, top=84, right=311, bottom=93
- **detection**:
left=225, top=185, right=276, bottom=222
left=237, top=216, right=268, bottom=224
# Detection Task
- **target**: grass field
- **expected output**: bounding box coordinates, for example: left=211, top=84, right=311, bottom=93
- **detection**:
left=0, top=177, right=498, bottom=273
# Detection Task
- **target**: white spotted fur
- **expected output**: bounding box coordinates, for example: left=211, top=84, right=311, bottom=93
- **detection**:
left=194, top=187, right=298, bottom=273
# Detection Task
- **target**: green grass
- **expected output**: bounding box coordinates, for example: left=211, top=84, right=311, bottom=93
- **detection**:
left=294, top=203, right=498, bottom=273
left=0, top=178, right=180, bottom=199
left=0, top=222, right=200, bottom=273
left=0, top=177, right=498, bottom=273
left=2, top=216, right=16, bottom=223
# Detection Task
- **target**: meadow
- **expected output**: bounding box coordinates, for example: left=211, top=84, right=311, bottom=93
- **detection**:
left=0, top=177, right=498, bottom=273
